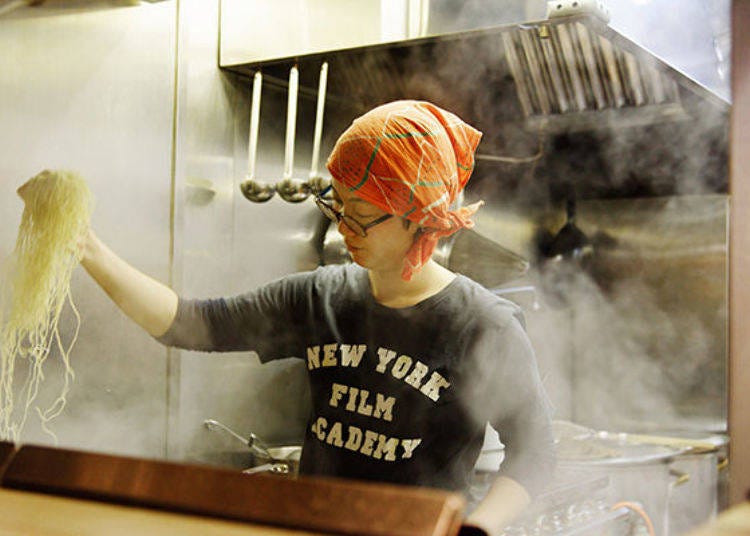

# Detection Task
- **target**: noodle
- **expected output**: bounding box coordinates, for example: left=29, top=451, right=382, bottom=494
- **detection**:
left=0, top=169, right=92, bottom=442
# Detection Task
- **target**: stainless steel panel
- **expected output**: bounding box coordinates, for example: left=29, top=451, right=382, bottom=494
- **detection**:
left=520, top=28, right=552, bottom=115
left=173, top=0, right=320, bottom=464
left=575, top=22, right=607, bottom=110
left=598, top=35, right=626, bottom=108
left=220, top=0, right=545, bottom=67
left=556, top=23, right=588, bottom=112
left=502, top=32, right=533, bottom=117
left=540, top=31, right=571, bottom=114
left=468, top=193, right=728, bottom=433
left=605, top=0, right=730, bottom=101
left=220, top=0, right=388, bottom=66
left=0, top=3, right=176, bottom=456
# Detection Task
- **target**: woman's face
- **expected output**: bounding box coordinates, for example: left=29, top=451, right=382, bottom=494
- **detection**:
left=331, top=179, right=419, bottom=273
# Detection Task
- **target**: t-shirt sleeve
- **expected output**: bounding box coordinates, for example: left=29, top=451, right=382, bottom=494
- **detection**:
left=155, top=271, right=313, bottom=361
left=463, top=311, right=556, bottom=497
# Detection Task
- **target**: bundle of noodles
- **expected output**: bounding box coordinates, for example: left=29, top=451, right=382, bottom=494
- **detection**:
left=0, top=170, right=92, bottom=442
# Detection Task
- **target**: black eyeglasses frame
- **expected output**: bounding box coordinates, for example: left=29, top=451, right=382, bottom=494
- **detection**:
left=314, top=185, right=393, bottom=238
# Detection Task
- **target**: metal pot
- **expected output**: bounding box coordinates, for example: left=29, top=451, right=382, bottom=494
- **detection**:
left=603, top=430, right=729, bottom=534
left=195, top=445, right=302, bottom=475
left=202, top=419, right=302, bottom=476
left=656, top=433, right=729, bottom=535
left=554, top=426, right=687, bottom=536
left=241, top=445, right=302, bottom=476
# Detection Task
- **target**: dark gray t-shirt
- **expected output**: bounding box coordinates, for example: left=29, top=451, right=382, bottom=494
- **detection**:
left=158, top=264, right=554, bottom=495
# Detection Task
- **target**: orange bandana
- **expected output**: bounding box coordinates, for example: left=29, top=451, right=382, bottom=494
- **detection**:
left=326, top=100, right=483, bottom=280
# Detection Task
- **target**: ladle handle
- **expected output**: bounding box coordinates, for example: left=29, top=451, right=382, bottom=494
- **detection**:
left=310, top=62, right=328, bottom=180
left=247, top=71, right=262, bottom=180
left=283, top=65, right=299, bottom=181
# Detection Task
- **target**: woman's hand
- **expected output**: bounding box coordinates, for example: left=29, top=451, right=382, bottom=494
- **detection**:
left=77, top=228, right=97, bottom=264
left=17, top=174, right=177, bottom=339
left=18, top=179, right=94, bottom=264
left=16, top=181, right=30, bottom=201
left=465, top=476, right=530, bottom=536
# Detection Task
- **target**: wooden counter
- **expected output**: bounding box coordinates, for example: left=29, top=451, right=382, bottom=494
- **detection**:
left=0, top=443, right=465, bottom=536
left=0, top=487, right=321, bottom=535
left=688, top=503, right=750, bottom=536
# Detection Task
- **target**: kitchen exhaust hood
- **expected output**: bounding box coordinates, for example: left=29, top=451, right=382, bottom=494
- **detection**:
left=221, top=13, right=729, bottom=134
left=222, top=12, right=728, bottom=203
left=498, top=16, right=718, bottom=131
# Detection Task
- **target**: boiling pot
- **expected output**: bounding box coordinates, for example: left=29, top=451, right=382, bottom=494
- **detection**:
left=625, top=432, right=729, bottom=535
left=554, top=424, right=687, bottom=536
left=596, top=430, right=729, bottom=534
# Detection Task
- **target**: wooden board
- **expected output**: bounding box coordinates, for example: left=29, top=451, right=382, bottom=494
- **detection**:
left=0, top=441, right=16, bottom=477
left=1, top=444, right=464, bottom=536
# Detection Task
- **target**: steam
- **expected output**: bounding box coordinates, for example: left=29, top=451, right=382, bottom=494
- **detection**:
left=557, top=269, right=682, bottom=429
left=307, top=9, right=729, bottom=447
left=0, top=3, right=729, bottom=521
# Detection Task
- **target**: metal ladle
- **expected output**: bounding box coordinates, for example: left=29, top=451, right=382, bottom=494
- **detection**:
left=240, top=71, right=276, bottom=203
left=308, top=61, right=329, bottom=195
left=277, top=62, right=330, bottom=201
left=275, top=65, right=310, bottom=203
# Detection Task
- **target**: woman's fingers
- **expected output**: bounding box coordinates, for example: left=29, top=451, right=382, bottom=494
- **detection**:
left=16, top=182, right=30, bottom=201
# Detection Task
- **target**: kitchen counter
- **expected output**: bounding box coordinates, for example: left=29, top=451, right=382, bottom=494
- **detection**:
left=688, top=502, right=750, bottom=536
left=0, top=442, right=465, bottom=535
left=0, top=487, right=321, bottom=535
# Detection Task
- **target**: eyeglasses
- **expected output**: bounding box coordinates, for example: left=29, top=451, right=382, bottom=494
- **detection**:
left=314, top=185, right=393, bottom=237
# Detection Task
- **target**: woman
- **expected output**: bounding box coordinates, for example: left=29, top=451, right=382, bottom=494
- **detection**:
left=74, top=100, right=554, bottom=535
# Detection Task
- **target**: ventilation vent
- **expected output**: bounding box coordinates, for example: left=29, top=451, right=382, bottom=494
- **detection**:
left=503, top=20, right=682, bottom=118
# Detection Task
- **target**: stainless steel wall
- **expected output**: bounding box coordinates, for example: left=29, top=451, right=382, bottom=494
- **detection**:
left=0, top=0, right=364, bottom=465
left=170, top=0, right=321, bottom=463
left=220, top=0, right=546, bottom=65
left=468, top=192, right=728, bottom=434
left=0, top=2, right=176, bottom=456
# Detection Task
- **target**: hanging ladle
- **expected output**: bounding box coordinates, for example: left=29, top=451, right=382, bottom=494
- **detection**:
left=276, top=65, right=311, bottom=203
left=240, top=71, right=276, bottom=202
left=307, top=61, right=330, bottom=195
left=276, top=62, right=330, bottom=201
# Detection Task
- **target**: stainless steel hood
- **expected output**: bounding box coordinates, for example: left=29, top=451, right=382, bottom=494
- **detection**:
left=221, top=12, right=730, bottom=281
left=500, top=16, right=713, bottom=132
left=221, top=14, right=729, bottom=135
